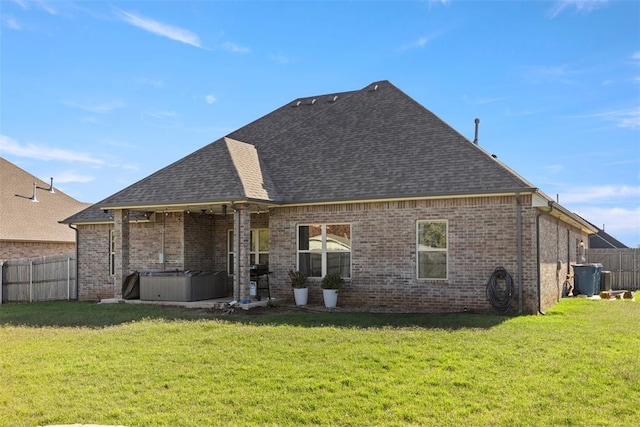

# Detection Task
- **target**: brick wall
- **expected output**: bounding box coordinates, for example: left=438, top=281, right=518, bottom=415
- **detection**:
left=76, top=223, right=112, bottom=301
left=268, top=196, right=539, bottom=313
left=0, top=241, right=75, bottom=260
left=77, top=211, right=224, bottom=300
left=537, top=214, right=585, bottom=312
left=184, top=212, right=216, bottom=271
left=75, top=197, right=581, bottom=313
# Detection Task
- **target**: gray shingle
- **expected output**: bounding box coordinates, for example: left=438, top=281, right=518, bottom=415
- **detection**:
left=64, top=80, right=536, bottom=223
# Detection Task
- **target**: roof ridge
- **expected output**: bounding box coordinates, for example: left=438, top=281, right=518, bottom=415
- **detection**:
left=230, top=82, right=381, bottom=146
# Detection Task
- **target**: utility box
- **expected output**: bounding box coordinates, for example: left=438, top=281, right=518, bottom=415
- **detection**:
left=572, top=264, right=603, bottom=297
left=600, top=270, right=612, bottom=292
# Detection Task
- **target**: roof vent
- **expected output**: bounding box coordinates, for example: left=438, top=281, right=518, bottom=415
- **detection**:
left=295, top=100, right=301, bottom=107
left=473, top=118, right=480, bottom=145
left=48, top=177, right=55, bottom=193
left=311, top=98, right=316, bottom=105
left=331, top=95, right=338, bottom=102
left=30, top=182, right=39, bottom=202
left=374, top=84, right=379, bottom=91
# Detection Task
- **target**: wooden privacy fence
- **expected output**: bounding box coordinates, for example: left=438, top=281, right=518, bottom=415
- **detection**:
left=586, top=248, right=639, bottom=290
left=1, top=254, right=77, bottom=303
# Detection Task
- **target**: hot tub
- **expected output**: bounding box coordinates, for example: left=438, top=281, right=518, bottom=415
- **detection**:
left=139, top=270, right=227, bottom=301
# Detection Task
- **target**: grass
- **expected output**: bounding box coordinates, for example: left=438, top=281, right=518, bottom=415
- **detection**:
left=1, top=299, right=638, bottom=426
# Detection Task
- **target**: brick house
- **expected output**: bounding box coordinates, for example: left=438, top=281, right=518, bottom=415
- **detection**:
left=1, top=157, right=90, bottom=259
left=62, top=81, right=596, bottom=313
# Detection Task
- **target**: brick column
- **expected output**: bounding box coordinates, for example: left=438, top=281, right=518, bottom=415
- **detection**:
left=233, top=203, right=251, bottom=301
left=113, top=209, right=130, bottom=299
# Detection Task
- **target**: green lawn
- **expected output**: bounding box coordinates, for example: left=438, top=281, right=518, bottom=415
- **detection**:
left=1, top=299, right=638, bottom=426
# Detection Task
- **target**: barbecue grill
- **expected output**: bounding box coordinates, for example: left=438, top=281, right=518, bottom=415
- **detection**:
left=250, top=264, right=271, bottom=299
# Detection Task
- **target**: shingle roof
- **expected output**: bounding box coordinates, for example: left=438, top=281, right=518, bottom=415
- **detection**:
left=589, top=231, right=628, bottom=249
left=0, top=157, right=90, bottom=242
left=587, top=223, right=629, bottom=249
left=228, top=80, right=535, bottom=203
left=64, top=80, right=537, bottom=223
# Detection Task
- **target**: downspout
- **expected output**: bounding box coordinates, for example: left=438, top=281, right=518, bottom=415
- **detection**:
left=234, top=207, right=241, bottom=302
left=68, top=224, right=78, bottom=300
left=516, top=192, right=523, bottom=314
left=566, top=229, right=571, bottom=288
left=536, top=201, right=554, bottom=315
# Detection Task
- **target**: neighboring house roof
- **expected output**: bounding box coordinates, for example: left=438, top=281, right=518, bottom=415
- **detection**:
left=65, top=81, right=542, bottom=224
left=0, top=157, right=90, bottom=243
left=586, top=223, right=628, bottom=249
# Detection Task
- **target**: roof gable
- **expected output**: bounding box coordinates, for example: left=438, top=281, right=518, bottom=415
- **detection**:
left=98, top=136, right=281, bottom=210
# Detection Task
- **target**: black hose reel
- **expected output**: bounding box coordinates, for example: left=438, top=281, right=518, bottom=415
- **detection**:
left=486, top=267, right=515, bottom=314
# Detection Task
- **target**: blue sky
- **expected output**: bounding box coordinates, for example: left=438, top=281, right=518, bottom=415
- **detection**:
left=1, top=0, right=639, bottom=246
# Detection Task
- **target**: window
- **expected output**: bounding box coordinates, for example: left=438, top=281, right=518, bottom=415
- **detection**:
left=228, top=229, right=269, bottom=274
left=417, top=220, right=447, bottom=279
left=298, top=224, right=351, bottom=278
left=109, top=230, right=115, bottom=276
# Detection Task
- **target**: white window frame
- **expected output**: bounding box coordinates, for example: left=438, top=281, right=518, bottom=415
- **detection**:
left=416, top=219, right=448, bottom=280
left=297, top=223, right=352, bottom=278
left=227, top=228, right=269, bottom=274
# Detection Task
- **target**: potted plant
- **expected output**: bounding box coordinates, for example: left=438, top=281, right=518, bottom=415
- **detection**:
left=320, top=272, right=344, bottom=308
left=289, top=270, right=308, bottom=306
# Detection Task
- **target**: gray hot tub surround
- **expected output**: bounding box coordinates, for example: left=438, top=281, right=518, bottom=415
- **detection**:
left=139, top=270, right=227, bottom=302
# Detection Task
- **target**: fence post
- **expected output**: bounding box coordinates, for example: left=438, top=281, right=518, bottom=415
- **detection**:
left=633, top=248, right=640, bottom=285
left=1, top=260, right=3, bottom=305
left=29, top=260, right=33, bottom=303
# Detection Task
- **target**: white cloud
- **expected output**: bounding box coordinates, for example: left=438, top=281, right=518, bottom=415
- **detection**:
left=116, top=9, right=203, bottom=49
left=12, top=0, right=28, bottom=10
left=269, top=53, right=291, bottom=64
left=53, top=170, right=95, bottom=184
left=557, top=184, right=640, bottom=245
left=144, top=110, right=178, bottom=119
left=138, top=77, right=165, bottom=88
left=100, top=138, right=136, bottom=150
left=205, top=94, right=217, bottom=104
left=576, top=107, right=640, bottom=130
left=558, top=185, right=640, bottom=204
left=63, top=100, right=124, bottom=113
left=80, top=116, right=102, bottom=125
left=2, top=15, right=21, bottom=30
left=222, top=41, right=250, bottom=53
left=522, top=64, right=587, bottom=84
left=399, top=36, right=432, bottom=51
left=398, top=26, right=451, bottom=52
left=0, top=135, right=104, bottom=165
left=464, top=94, right=510, bottom=105
left=548, top=0, right=609, bottom=19
left=542, top=164, right=564, bottom=175
left=37, top=0, right=57, bottom=15
left=573, top=206, right=640, bottom=243
left=428, top=0, right=450, bottom=9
